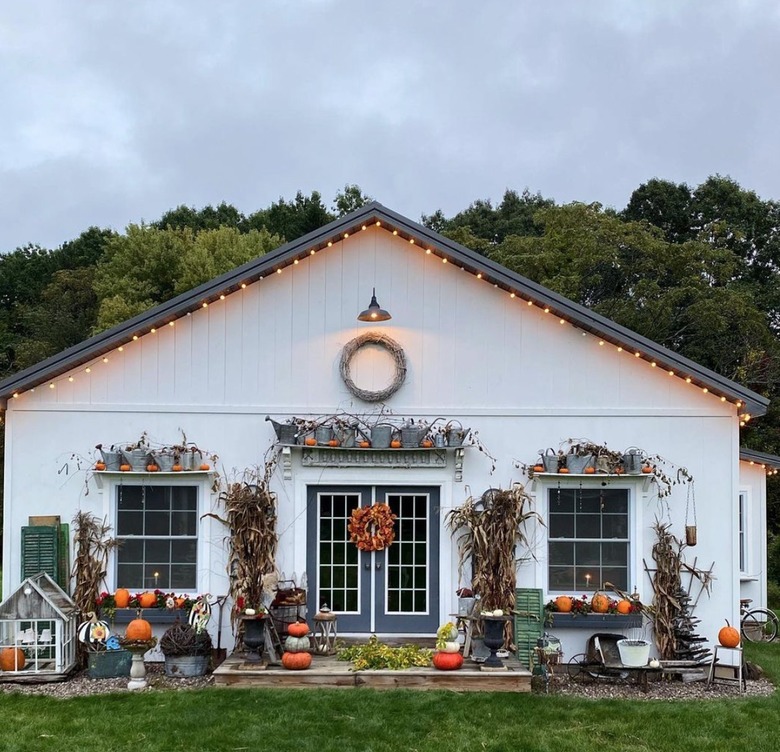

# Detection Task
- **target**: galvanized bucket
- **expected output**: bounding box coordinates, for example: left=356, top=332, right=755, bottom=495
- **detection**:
left=152, top=450, right=176, bottom=472
left=180, top=448, right=203, bottom=471
left=122, top=448, right=150, bottom=472
left=315, top=425, right=334, bottom=446
left=334, top=425, right=356, bottom=448
left=99, top=448, right=122, bottom=471
left=164, top=654, right=209, bottom=677
left=445, top=420, right=470, bottom=447
left=566, top=454, right=594, bottom=474
left=370, top=424, right=393, bottom=449
left=541, top=448, right=559, bottom=473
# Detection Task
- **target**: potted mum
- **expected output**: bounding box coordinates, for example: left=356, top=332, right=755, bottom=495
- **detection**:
left=159, top=620, right=213, bottom=677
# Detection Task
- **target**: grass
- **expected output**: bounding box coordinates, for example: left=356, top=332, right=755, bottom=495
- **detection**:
left=2, top=643, right=780, bottom=752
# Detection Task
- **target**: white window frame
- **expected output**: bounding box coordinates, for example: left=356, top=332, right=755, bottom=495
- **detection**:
left=540, top=478, right=640, bottom=597
left=738, top=488, right=750, bottom=575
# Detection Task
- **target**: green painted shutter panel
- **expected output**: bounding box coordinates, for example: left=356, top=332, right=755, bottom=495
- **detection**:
left=514, top=588, right=544, bottom=670
left=58, top=524, right=70, bottom=591
left=21, top=525, right=60, bottom=582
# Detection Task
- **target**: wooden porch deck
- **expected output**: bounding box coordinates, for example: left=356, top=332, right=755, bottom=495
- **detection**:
left=213, top=652, right=533, bottom=691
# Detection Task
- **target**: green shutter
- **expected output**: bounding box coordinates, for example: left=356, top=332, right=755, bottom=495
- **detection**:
left=58, top=524, right=70, bottom=591
left=514, top=588, right=544, bottom=670
left=21, top=525, right=60, bottom=582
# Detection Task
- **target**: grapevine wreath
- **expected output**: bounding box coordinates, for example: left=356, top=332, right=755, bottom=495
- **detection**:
left=348, top=504, right=398, bottom=552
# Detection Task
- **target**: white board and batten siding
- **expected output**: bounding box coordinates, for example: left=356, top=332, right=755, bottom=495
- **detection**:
left=3, top=227, right=743, bottom=654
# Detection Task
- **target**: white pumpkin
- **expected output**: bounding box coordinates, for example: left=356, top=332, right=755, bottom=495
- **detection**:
left=441, top=641, right=461, bottom=654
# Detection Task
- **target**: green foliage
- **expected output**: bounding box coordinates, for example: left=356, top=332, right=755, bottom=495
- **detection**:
left=337, top=635, right=433, bottom=670
left=333, top=184, right=373, bottom=216
left=244, top=190, right=333, bottom=241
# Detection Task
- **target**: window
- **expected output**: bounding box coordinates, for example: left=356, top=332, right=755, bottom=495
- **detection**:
left=739, top=491, right=748, bottom=573
left=548, top=487, right=630, bottom=592
left=116, top=485, right=198, bottom=590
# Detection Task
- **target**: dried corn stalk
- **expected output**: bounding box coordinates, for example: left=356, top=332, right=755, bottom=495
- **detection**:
left=71, top=512, right=118, bottom=616
left=447, top=485, right=541, bottom=646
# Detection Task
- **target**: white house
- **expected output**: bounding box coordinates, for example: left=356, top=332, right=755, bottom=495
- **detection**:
left=0, top=202, right=776, bottom=657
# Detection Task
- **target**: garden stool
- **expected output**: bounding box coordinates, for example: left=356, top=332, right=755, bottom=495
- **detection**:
left=313, top=609, right=338, bottom=655
left=706, top=645, right=745, bottom=694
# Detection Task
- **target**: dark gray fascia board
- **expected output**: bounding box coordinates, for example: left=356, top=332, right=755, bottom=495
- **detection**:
left=740, top=448, right=780, bottom=469
left=0, top=201, right=769, bottom=417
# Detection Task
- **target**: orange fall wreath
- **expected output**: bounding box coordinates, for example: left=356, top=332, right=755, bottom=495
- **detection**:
left=348, top=504, right=397, bottom=552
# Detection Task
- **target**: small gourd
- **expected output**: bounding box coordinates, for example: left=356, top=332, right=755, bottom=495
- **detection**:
left=359, top=440, right=371, bottom=448
left=114, top=588, right=131, bottom=608
left=199, top=463, right=211, bottom=471
left=390, top=439, right=402, bottom=448
left=641, top=464, right=653, bottom=474
left=533, top=464, right=545, bottom=473
left=94, top=461, right=106, bottom=471
left=146, top=463, right=159, bottom=472
left=119, top=463, right=132, bottom=472
left=584, top=466, right=596, bottom=474
left=718, top=620, right=740, bottom=648
left=0, top=647, right=26, bottom=672
left=171, top=463, right=183, bottom=472
left=555, top=595, right=573, bottom=613
left=421, top=439, right=433, bottom=448
left=305, top=437, right=317, bottom=446
left=327, top=439, right=340, bottom=448
left=432, top=651, right=463, bottom=670
left=558, top=467, right=569, bottom=474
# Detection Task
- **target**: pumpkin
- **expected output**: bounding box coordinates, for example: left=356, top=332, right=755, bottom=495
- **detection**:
left=390, top=439, right=402, bottom=448
left=287, top=622, right=309, bottom=638
left=615, top=467, right=625, bottom=475
left=139, top=591, right=157, bottom=608
left=533, top=464, right=545, bottom=473
left=641, top=464, right=653, bottom=474
left=591, top=593, right=610, bottom=613
left=584, top=466, right=596, bottom=474
left=119, top=463, right=131, bottom=472
left=558, top=467, right=569, bottom=474
left=305, top=437, right=317, bottom=446
left=327, top=439, right=340, bottom=448
left=432, top=651, right=463, bottom=670
left=282, top=651, right=312, bottom=670
left=441, top=641, right=461, bottom=654
left=718, top=620, right=740, bottom=648
left=78, top=613, right=111, bottom=645
left=284, top=635, right=311, bottom=652
left=359, top=440, right=371, bottom=448
left=95, top=461, right=106, bottom=471
left=421, top=439, right=433, bottom=448
left=146, top=463, right=159, bottom=472
left=175, top=596, right=187, bottom=608
left=125, top=617, right=152, bottom=642
left=171, top=464, right=183, bottom=472
left=616, top=599, right=633, bottom=615
left=0, top=647, right=26, bottom=672
left=555, top=595, right=573, bottom=613
left=114, top=588, right=131, bottom=608
left=199, top=463, right=211, bottom=470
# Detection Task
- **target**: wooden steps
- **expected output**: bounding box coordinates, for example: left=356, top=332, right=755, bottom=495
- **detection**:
left=213, top=653, right=532, bottom=692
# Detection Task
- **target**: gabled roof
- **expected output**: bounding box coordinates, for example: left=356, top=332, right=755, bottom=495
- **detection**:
left=0, top=201, right=769, bottom=417
left=740, top=448, right=780, bottom=473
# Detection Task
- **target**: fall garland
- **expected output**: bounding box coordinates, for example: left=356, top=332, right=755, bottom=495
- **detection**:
left=348, top=504, right=397, bottom=551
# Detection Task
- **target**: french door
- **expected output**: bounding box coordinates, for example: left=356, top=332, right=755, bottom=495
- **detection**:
left=306, top=486, right=440, bottom=633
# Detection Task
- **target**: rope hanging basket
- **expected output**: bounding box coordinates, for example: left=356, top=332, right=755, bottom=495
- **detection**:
left=339, top=332, right=407, bottom=403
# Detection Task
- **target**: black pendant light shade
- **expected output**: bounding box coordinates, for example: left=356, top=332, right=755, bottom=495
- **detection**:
left=357, top=288, right=392, bottom=322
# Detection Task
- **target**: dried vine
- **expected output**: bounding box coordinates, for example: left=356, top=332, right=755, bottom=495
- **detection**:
left=71, top=512, right=118, bottom=617
left=339, top=332, right=407, bottom=402
left=160, top=620, right=212, bottom=657
left=447, top=486, right=541, bottom=646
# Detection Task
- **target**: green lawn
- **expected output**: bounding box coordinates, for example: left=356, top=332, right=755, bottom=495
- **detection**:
left=2, top=643, right=780, bottom=752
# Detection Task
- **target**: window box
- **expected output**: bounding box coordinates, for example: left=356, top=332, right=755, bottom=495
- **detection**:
left=546, top=612, right=642, bottom=629
left=102, top=608, right=189, bottom=624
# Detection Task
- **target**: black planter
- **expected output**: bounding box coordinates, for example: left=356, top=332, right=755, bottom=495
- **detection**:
left=242, top=616, right=266, bottom=662
left=482, top=616, right=510, bottom=669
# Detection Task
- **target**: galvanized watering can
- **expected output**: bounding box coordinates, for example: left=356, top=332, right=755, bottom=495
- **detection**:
left=445, top=420, right=470, bottom=447
left=401, top=421, right=428, bottom=448
left=265, top=415, right=299, bottom=445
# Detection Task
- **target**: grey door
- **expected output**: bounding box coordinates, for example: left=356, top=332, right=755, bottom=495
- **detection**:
left=307, top=486, right=440, bottom=634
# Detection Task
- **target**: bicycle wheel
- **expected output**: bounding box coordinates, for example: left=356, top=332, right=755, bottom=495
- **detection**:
left=567, top=653, right=599, bottom=681
left=741, top=608, right=779, bottom=642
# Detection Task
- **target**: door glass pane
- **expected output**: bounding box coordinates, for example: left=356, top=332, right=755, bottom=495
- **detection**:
left=318, top=493, right=360, bottom=614
left=386, top=494, right=428, bottom=614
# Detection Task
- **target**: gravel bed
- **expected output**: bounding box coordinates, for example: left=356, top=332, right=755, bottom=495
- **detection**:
left=0, top=664, right=214, bottom=698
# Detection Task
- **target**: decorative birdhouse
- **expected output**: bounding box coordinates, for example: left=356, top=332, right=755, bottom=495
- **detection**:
left=0, top=572, right=78, bottom=680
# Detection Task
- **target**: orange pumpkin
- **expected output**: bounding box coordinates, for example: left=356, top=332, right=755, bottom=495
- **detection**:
left=327, top=439, right=340, bottom=448
left=287, top=622, right=310, bottom=638
left=199, top=463, right=210, bottom=470
left=558, top=467, right=569, bottom=474
left=114, top=588, right=131, bottom=608
left=641, top=464, right=653, bottom=474
left=305, top=437, right=317, bottom=446
left=175, top=596, right=187, bottom=608
left=591, top=593, right=610, bottom=613
left=125, top=617, right=152, bottom=642
left=95, top=461, right=106, bottom=471
left=171, top=464, right=183, bottom=472
left=533, top=464, right=545, bottom=473
left=359, top=440, right=371, bottom=448
left=390, top=439, right=402, bottom=448
left=421, top=439, right=433, bottom=448
left=119, top=463, right=132, bottom=472
left=584, top=466, right=596, bottom=474
left=555, top=595, right=573, bottom=613
left=718, top=620, right=740, bottom=648
left=0, top=647, right=26, bottom=671
left=615, top=467, right=625, bottom=475
left=146, top=463, right=159, bottom=472
left=282, top=651, right=312, bottom=670
left=616, top=599, right=633, bottom=615
left=139, top=591, right=157, bottom=608
left=432, top=651, right=464, bottom=670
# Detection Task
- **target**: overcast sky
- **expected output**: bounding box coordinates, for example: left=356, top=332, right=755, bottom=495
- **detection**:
left=1, top=1, right=778, bottom=251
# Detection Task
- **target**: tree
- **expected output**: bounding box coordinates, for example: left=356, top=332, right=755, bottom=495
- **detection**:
left=622, top=178, right=694, bottom=243
left=333, top=184, right=373, bottom=216
left=244, top=191, right=333, bottom=242
left=156, top=202, right=245, bottom=233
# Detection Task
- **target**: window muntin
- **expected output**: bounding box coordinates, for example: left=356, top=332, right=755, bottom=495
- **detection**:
left=548, top=487, right=630, bottom=592
left=739, top=491, right=747, bottom=573
left=116, top=485, right=198, bottom=590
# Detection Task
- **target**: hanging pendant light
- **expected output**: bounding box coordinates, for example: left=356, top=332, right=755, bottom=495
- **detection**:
left=357, top=288, right=392, bottom=322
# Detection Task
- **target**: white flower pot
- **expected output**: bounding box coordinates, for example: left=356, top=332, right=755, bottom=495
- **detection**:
left=617, top=639, right=651, bottom=667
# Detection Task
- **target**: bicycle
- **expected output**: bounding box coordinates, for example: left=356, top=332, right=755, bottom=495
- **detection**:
left=740, top=599, right=779, bottom=643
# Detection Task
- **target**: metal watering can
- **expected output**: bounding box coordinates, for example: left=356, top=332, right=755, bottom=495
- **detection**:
left=445, top=420, right=470, bottom=447
left=265, top=415, right=298, bottom=445
left=401, top=420, right=429, bottom=448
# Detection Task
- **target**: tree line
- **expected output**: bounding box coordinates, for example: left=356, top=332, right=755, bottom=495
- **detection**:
left=1, top=177, right=779, bottom=554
